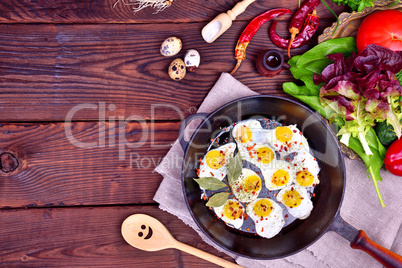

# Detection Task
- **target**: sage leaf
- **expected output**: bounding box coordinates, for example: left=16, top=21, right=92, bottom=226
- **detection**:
left=193, top=177, right=227, bottom=190
left=205, top=192, right=230, bottom=207
left=227, top=153, right=242, bottom=185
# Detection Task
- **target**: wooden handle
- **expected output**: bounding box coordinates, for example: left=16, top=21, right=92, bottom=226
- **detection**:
left=175, top=241, right=243, bottom=268
left=228, top=0, right=256, bottom=20
left=351, top=230, right=402, bottom=268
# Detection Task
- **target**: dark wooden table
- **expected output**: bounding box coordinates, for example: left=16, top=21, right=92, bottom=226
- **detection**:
left=0, top=1, right=348, bottom=266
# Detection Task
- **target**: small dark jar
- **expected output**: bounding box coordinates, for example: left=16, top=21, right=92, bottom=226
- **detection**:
left=256, top=49, right=290, bottom=78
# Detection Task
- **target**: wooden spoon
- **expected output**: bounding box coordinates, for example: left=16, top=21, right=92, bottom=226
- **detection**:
left=121, top=214, right=243, bottom=268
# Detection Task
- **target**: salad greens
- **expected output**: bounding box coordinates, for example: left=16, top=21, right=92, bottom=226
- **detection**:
left=283, top=37, right=388, bottom=207
left=314, top=44, right=402, bottom=155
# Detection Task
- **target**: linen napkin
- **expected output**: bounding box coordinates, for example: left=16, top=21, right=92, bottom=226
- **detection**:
left=154, top=72, right=402, bottom=268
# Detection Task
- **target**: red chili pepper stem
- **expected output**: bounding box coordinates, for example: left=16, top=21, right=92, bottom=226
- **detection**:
left=230, top=42, right=249, bottom=75
left=287, top=28, right=299, bottom=58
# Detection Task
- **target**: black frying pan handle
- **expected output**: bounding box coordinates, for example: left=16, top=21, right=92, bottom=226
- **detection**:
left=178, top=113, right=209, bottom=152
left=329, top=213, right=402, bottom=268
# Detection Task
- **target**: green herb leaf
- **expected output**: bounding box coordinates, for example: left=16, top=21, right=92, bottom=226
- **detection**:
left=193, top=177, right=227, bottom=190
left=226, top=153, right=242, bottom=185
left=205, top=192, right=230, bottom=207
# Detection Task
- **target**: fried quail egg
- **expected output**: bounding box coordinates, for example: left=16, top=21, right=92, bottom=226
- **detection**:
left=246, top=198, right=285, bottom=239
left=240, top=142, right=276, bottom=169
left=276, top=185, right=313, bottom=220
left=199, top=143, right=236, bottom=181
left=231, top=168, right=262, bottom=203
left=214, top=199, right=245, bottom=229
left=265, top=125, right=310, bottom=155
left=232, top=119, right=263, bottom=148
left=292, top=150, right=320, bottom=187
left=263, top=160, right=296, bottom=190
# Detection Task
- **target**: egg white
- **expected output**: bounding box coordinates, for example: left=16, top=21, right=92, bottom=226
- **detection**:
left=214, top=199, right=245, bottom=229
left=246, top=198, right=285, bottom=239
left=276, top=185, right=313, bottom=220
left=199, top=143, right=236, bottom=181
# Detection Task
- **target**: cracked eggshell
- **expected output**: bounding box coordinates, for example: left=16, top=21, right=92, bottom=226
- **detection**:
left=184, top=49, right=200, bottom=72
left=168, top=58, right=186, bottom=81
left=160, top=37, right=182, bottom=57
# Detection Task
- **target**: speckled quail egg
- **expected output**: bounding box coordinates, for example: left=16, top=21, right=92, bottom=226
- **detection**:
left=184, top=49, right=200, bottom=72
left=276, top=185, right=313, bottom=220
left=246, top=198, right=285, bottom=239
left=160, top=36, right=182, bottom=57
left=168, top=58, right=186, bottom=81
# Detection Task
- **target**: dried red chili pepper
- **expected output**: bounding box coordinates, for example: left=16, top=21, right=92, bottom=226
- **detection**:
left=230, top=8, right=292, bottom=75
left=287, top=0, right=321, bottom=57
left=269, top=10, right=319, bottom=49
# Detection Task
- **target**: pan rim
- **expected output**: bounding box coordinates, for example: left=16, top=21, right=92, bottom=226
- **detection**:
left=181, top=95, right=346, bottom=260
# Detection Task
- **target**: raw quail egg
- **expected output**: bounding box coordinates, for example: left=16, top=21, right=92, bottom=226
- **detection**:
left=263, top=160, right=296, bottom=190
left=184, top=49, right=200, bottom=72
left=231, top=168, right=262, bottom=203
left=276, top=185, right=313, bottom=220
left=246, top=198, right=285, bottom=239
left=160, top=36, right=182, bottom=56
left=214, top=199, right=245, bottom=229
left=168, top=58, right=186, bottom=81
left=198, top=143, right=236, bottom=181
left=265, top=125, right=310, bottom=156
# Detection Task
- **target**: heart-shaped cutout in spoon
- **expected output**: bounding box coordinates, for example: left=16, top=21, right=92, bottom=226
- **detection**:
left=121, top=214, right=242, bottom=268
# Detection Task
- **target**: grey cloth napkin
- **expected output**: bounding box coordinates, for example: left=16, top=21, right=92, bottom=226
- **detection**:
left=154, top=73, right=402, bottom=267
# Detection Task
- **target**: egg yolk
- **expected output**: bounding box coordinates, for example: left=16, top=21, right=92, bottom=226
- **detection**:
left=256, top=146, right=274, bottom=164
left=235, top=125, right=252, bottom=143
left=296, top=171, right=314, bottom=187
left=253, top=199, right=273, bottom=218
left=205, top=150, right=226, bottom=169
left=282, top=189, right=302, bottom=208
left=244, top=174, right=262, bottom=192
left=276, top=126, right=293, bottom=143
left=272, top=170, right=289, bottom=186
left=223, top=201, right=243, bottom=220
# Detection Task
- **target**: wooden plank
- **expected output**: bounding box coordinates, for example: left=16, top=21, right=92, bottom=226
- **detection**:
left=0, top=15, right=345, bottom=122
left=0, top=205, right=232, bottom=267
left=0, top=0, right=347, bottom=24
left=0, top=121, right=181, bottom=208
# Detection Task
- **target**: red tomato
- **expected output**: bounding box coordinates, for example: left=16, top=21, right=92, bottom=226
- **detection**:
left=384, top=138, right=402, bottom=177
left=356, top=10, right=402, bottom=53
